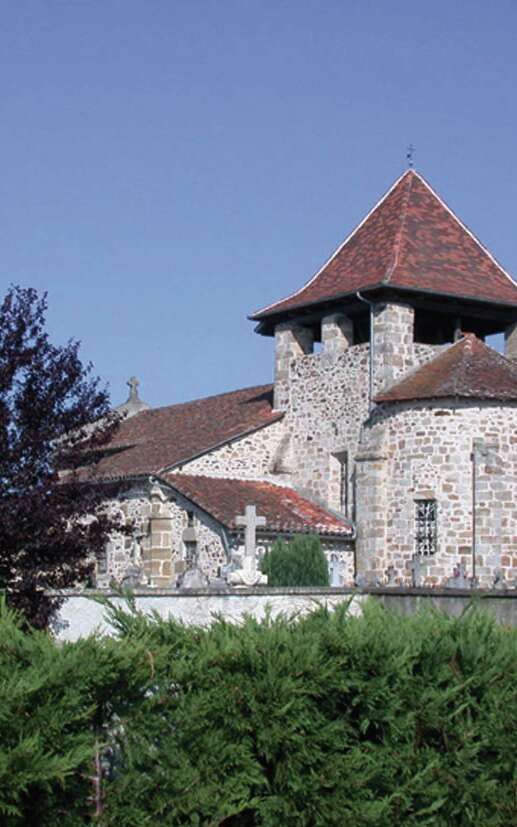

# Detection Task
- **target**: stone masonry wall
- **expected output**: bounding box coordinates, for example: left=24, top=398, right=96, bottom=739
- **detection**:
left=355, top=400, right=517, bottom=587
left=99, top=480, right=228, bottom=588
left=172, top=419, right=286, bottom=481
left=282, top=303, right=443, bottom=512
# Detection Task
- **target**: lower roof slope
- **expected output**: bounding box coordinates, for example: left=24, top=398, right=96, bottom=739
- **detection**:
left=86, top=384, right=282, bottom=479
left=375, top=335, right=517, bottom=403
left=167, top=474, right=353, bottom=538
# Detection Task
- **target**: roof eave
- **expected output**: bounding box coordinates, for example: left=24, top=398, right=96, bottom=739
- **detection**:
left=250, top=282, right=517, bottom=328
left=375, top=393, right=517, bottom=404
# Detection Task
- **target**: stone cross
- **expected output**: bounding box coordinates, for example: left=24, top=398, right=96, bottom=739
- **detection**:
left=236, top=505, right=266, bottom=560
left=127, top=376, right=140, bottom=401
left=228, top=505, right=268, bottom=587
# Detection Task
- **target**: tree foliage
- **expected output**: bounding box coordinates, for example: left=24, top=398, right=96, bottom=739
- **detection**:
left=0, top=286, right=121, bottom=627
left=261, top=534, right=330, bottom=587
left=1, top=597, right=516, bottom=825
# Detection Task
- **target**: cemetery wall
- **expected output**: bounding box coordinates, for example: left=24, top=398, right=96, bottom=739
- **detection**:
left=53, top=586, right=517, bottom=642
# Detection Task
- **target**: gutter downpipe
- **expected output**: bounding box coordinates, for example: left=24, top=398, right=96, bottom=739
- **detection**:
left=356, top=291, right=376, bottom=413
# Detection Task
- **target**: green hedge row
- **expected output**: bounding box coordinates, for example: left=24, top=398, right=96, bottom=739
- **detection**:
left=0, top=597, right=516, bottom=825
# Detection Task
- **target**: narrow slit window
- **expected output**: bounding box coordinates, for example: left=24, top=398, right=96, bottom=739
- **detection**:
left=415, top=500, right=437, bottom=556
left=97, top=545, right=108, bottom=575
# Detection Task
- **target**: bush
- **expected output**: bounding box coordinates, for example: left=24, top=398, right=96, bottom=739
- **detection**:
left=0, top=596, right=516, bottom=825
left=261, top=534, right=330, bottom=586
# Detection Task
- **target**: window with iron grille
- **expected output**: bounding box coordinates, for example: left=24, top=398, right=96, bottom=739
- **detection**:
left=415, top=499, right=437, bottom=556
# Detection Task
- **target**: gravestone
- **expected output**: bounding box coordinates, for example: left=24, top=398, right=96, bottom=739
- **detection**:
left=408, top=556, right=422, bottom=587
left=180, top=566, right=209, bottom=589
left=446, top=562, right=472, bottom=590
left=329, top=554, right=343, bottom=587
left=493, top=568, right=507, bottom=591
left=120, top=563, right=145, bottom=588
left=385, top=564, right=396, bottom=586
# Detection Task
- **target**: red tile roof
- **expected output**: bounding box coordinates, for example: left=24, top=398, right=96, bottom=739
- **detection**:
left=86, top=385, right=282, bottom=479
left=375, top=335, right=517, bottom=403
left=166, top=474, right=353, bottom=537
left=251, top=170, right=517, bottom=320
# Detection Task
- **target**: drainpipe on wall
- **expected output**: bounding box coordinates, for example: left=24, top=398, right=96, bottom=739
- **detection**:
left=356, top=291, right=376, bottom=413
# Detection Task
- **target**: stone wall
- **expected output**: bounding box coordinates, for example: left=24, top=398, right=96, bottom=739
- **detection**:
left=99, top=480, right=228, bottom=588
left=355, top=399, right=517, bottom=587
left=53, top=586, right=517, bottom=642
left=279, top=303, right=443, bottom=512
left=287, top=343, right=369, bottom=507
left=172, top=419, right=286, bottom=481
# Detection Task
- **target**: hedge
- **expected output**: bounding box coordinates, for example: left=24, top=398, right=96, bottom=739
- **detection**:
left=0, top=596, right=516, bottom=825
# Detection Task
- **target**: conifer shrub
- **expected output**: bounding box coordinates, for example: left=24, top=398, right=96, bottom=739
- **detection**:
left=260, top=534, right=330, bottom=586
left=0, top=595, right=516, bottom=825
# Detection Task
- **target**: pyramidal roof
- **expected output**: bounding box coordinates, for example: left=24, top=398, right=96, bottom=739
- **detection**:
left=251, top=170, right=517, bottom=320
left=375, top=334, right=517, bottom=403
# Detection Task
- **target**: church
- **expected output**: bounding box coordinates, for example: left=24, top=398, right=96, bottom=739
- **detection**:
left=92, top=169, right=517, bottom=590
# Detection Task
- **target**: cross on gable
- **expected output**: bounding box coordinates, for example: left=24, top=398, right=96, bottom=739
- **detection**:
left=127, top=376, right=140, bottom=400
left=235, top=505, right=266, bottom=558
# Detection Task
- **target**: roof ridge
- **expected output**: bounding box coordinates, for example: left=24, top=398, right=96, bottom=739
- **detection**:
left=410, top=171, right=516, bottom=288
left=170, top=471, right=287, bottom=490
left=383, top=170, right=414, bottom=284
left=250, top=169, right=413, bottom=319
left=148, top=382, right=273, bottom=415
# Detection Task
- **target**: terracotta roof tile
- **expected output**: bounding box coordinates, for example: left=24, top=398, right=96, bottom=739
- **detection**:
left=375, top=335, right=517, bottom=403
left=251, top=170, right=517, bottom=320
left=87, top=384, right=282, bottom=479
left=166, top=474, right=353, bottom=537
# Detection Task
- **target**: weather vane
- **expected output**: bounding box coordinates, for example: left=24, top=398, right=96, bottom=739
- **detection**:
left=406, top=144, right=415, bottom=168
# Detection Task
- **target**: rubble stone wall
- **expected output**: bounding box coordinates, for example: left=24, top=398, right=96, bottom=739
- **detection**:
left=99, top=481, right=228, bottom=588
left=355, top=399, right=517, bottom=587
left=172, top=419, right=286, bottom=481
left=281, top=304, right=443, bottom=511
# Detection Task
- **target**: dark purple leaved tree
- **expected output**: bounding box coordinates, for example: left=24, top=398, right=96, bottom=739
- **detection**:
left=0, top=286, right=122, bottom=628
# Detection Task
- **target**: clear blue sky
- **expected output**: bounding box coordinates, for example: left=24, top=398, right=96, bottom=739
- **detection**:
left=1, top=0, right=516, bottom=407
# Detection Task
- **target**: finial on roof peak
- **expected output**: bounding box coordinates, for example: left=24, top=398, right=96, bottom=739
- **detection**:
left=406, top=143, right=416, bottom=169
left=115, top=376, right=150, bottom=418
